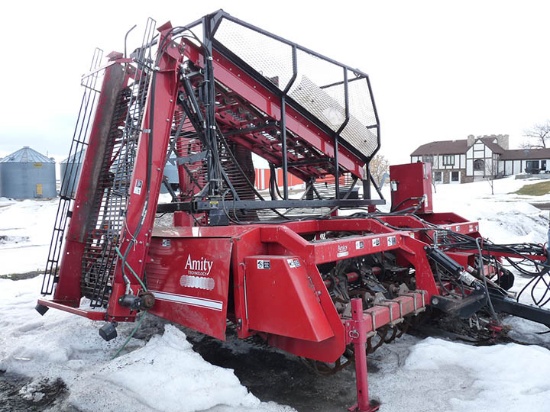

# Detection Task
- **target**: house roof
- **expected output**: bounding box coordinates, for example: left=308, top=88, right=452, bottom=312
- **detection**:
left=500, top=148, right=550, bottom=160
left=411, top=137, right=505, bottom=156
left=410, top=140, right=468, bottom=156
left=480, top=137, right=505, bottom=154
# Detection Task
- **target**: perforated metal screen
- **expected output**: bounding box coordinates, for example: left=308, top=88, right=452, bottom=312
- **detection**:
left=211, top=16, right=379, bottom=159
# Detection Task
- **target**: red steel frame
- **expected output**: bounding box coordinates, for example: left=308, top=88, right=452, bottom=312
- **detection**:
left=145, top=218, right=434, bottom=412
left=105, top=22, right=183, bottom=322
left=45, top=59, right=131, bottom=314
left=39, top=23, right=183, bottom=322
left=183, top=40, right=367, bottom=179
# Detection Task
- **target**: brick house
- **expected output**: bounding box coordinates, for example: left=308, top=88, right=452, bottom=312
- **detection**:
left=411, top=134, right=550, bottom=184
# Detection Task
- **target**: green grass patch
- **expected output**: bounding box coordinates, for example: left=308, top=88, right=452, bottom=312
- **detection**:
left=514, top=181, right=550, bottom=196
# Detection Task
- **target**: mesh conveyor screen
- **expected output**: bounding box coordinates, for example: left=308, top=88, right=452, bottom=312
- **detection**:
left=212, top=18, right=379, bottom=158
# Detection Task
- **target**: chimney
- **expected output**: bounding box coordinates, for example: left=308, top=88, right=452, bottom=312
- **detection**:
left=467, top=134, right=475, bottom=147
left=497, top=134, right=509, bottom=150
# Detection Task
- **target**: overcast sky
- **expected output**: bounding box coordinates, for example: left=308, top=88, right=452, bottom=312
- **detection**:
left=1, top=0, right=549, bottom=165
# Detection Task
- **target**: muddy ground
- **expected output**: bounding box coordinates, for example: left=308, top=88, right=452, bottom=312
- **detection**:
left=1, top=271, right=388, bottom=412
left=4, top=272, right=539, bottom=411
left=4, top=307, right=546, bottom=412
left=182, top=325, right=365, bottom=412
left=1, top=305, right=400, bottom=412
left=0, top=275, right=493, bottom=412
left=0, top=373, right=70, bottom=412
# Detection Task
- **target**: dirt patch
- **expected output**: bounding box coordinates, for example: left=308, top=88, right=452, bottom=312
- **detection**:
left=0, top=372, right=69, bottom=412
left=127, top=314, right=369, bottom=411
left=0, top=235, right=29, bottom=245
left=0, top=271, right=43, bottom=281
left=183, top=327, right=368, bottom=411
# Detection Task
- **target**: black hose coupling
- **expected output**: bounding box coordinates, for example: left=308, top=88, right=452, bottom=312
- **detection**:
left=118, top=292, right=155, bottom=311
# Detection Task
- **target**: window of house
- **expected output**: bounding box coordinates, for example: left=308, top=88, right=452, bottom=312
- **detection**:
left=474, top=159, right=485, bottom=171
left=525, top=160, right=540, bottom=174
left=433, top=171, right=443, bottom=183
left=422, top=155, right=433, bottom=164
left=442, top=155, right=455, bottom=166
left=451, top=171, right=460, bottom=183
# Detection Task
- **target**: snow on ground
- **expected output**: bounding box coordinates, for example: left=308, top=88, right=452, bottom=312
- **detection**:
left=0, top=275, right=291, bottom=412
left=0, top=198, right=59, bottom=275
left=0, top=277, right=293, bottom=412
left=433, top=176, right=550, bottom=244
left=1, top=176, right=550, bottom=411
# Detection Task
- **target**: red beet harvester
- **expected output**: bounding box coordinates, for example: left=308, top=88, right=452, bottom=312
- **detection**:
left=36, top=10, right=550, bottom=411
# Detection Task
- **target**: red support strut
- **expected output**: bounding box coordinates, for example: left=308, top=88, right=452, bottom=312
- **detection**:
left=348, top=298, right=380, bottom=412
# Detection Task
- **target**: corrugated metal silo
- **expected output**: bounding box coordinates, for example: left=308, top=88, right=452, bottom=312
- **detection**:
left=60, top=149, right=85, bottom=198
left=0, top=146, right=57, bottom=199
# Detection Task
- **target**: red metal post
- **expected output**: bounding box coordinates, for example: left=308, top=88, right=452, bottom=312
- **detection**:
left=348, top=298, right=380, bottom=412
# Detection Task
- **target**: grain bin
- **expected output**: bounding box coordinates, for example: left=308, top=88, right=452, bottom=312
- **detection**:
left=60, top=149, right=85, bottom=198
left=0, top=146, right=57, bottom=199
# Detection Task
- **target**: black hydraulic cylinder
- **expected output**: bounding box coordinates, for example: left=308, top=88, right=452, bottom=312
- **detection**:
left=426, top=247, right=463, bottom=277
left=427, top=247, right=488, bottom=318
left=427, top=247, right=481, bottom=286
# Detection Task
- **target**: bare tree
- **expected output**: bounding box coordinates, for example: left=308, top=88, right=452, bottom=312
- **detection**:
left=523, top=121, right=550, bottom=148
left=485, top=156, right=498, bottom=195
left=369, top=154, right=390, bottom=186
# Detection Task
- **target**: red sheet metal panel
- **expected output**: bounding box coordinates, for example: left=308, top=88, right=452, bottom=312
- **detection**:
left=146, top=237, right=233, bottom=340
left=389, top=162, right=433, bottom=214
left=245, top=256, right=333, bottom=342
